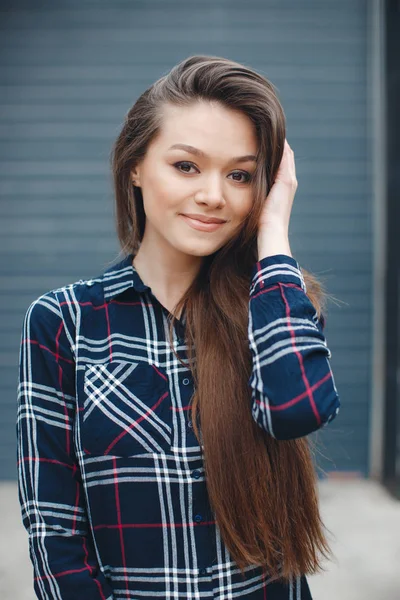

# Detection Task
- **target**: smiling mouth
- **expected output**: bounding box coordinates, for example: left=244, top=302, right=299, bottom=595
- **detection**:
left=180, top=214, right=226, bottom=232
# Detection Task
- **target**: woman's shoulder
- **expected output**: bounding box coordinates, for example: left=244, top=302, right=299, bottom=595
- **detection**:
left=26, top=274, right=102, bottom=320
left=29, top=254, right=132, bottom=311
left=22, top=253, right=135, bottom=336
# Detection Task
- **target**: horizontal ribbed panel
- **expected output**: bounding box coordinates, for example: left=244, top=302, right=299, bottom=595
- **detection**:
left=0, top=0, right=371, bottom=478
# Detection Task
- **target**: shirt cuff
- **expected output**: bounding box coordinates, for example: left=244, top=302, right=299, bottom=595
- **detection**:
left=249, top=254, right=307, bottom=295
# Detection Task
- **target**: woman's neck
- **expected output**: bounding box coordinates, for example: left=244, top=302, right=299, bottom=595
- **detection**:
left=132, top=233, right=203, bottom=317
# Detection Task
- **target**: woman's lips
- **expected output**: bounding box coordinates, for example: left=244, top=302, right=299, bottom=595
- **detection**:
left=180, top=214, right=226, bottom=232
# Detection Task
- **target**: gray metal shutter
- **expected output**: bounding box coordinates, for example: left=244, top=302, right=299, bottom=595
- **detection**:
left=0, top=0, right=371, bottom=478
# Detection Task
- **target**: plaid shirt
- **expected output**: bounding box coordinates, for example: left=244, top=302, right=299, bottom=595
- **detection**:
left=17, top=252, right=340, bottom=600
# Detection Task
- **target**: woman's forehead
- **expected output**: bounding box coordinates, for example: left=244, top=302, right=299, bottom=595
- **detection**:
left=153, top=102, right=258, bottom=158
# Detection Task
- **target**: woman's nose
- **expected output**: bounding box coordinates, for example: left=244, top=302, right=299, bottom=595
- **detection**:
left=194, top=176, right=225, bottom=208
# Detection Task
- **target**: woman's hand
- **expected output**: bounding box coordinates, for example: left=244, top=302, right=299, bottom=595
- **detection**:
left=257, top=139, right=297, bottom=260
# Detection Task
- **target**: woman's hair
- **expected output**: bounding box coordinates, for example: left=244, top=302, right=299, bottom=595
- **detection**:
left=110, top=55, right=332, bottom=583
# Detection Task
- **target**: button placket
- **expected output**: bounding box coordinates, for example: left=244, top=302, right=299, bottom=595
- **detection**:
left=189, top=469, right=211, bottom=582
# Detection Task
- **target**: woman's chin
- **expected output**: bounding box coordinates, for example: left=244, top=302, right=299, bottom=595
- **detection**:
left=177, top=241, right=226, bottom=258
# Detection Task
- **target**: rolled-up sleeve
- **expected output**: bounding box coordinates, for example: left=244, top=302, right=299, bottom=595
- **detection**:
left=248, top=254, right=340, bottom=441
left=16, top=291, right=114, bottom=600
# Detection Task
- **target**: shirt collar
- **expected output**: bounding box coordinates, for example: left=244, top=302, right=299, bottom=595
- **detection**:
left=102, top=253, right=187, bottom=331
left=102, top=253, right=151, bottom=301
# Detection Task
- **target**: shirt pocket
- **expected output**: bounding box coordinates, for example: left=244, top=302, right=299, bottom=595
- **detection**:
left=82, top=360, right=172, bottom=457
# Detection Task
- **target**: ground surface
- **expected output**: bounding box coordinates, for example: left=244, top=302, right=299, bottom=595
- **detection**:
left=1, top=478, right=399, bottom=599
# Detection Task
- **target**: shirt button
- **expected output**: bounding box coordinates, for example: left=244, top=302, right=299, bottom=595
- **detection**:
left=199, top=567, right=208, bottom=576
left=191, top=469, right=201, bottom=479
left=194, top=514, right=203, bottom=523
left=182, top=377, right=190, bottom=385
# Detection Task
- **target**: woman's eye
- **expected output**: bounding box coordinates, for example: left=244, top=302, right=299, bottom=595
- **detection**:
left=229, top=171, right=252, bottom=183
left=173, top=162, right=252, bottom=183
left=174, top=161, right=198, bottom=174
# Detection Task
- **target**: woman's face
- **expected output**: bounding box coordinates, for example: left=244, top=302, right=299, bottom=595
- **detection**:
left=131, top=100, right=258, bottom=258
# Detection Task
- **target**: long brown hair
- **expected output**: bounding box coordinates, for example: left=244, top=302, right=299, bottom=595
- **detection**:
left=110, top=55, right=333, bottom=583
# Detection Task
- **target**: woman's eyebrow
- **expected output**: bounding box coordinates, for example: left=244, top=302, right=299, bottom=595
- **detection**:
left=168, top=143, right=257, bottom=163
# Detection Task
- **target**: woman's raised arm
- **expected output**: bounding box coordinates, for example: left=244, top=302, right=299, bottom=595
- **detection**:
left=247, top=253, right=340, bottom=440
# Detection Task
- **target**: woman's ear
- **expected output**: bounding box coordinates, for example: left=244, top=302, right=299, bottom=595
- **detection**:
left=130, top=168, right=141, bottom=187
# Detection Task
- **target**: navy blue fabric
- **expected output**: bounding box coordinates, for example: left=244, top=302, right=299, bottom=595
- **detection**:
left=17, top=252, right=340, bottom=599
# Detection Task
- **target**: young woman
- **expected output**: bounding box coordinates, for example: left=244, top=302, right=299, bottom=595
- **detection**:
left=17, top=55, right=340, bottom=599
